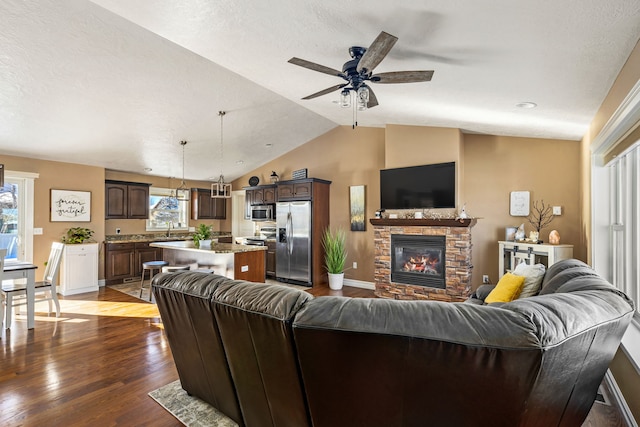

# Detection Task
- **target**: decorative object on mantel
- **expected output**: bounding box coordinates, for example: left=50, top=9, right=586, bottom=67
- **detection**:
left=322, top=227, right=347, bottom=290
left=270, top=171, right=279, bottom=184
left=549, top=230, right=561, bottom=244
left=414, top=211, right=423, bottom=219
left=62, top=227, right=94, bottom=244
left=349, top=185, right=366, bottom=231
left=457, top=203, right=469, bottom=219
left=212, top=111, right=232, bottom=199
left=505, top=226, right=518, bottom=241
left=248, top=176, right=259, bottom=186
left=291, top=168, right=308, bottom=180
left=171, top=140, right=190, bottom=201
left=527, top=199, right=555, bottom=242
left=369, top=218, right=477, bottom=227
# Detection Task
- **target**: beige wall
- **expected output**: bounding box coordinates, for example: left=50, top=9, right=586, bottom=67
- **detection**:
left=0, top=154, right=105, bottom=281
left=233, top=126, right=386, bottom=283
left=464, top=135, right=582, bottom=282
left=232, top=125, right=581, bottom=286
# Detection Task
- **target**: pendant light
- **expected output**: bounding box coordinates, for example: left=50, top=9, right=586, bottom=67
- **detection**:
left=212, top=111, right=232, bottom=199
left=172, top=140, right=190, bottom=201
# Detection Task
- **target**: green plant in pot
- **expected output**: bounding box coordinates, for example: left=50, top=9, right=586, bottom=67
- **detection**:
left=322, top=227, right=347, bottom=290
left=193, top=224, right=213, bottom=248
left=62, top=227, right=94, bottom=244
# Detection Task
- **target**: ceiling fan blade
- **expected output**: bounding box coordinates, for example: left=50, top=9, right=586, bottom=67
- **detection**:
left=371, top=70, right=434, bottom=84
left=288, top=57, right=345, bottom=78
left=356, top=31, right=398, bottom=73
left=367, top=87, right=379, bottom=108
left=302, top=83, right=348, bottom=100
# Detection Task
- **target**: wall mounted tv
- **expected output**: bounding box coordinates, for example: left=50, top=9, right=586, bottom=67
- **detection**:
left=380, top=162, right=456, bottom=210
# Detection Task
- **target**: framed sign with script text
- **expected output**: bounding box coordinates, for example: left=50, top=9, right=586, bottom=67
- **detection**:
left=51, top=189, right=91, bottom=222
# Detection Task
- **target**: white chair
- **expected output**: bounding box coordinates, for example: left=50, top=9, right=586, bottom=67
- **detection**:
left=1, top=242, right=64, bottom=329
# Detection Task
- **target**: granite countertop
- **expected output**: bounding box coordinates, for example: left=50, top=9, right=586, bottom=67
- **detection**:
left=150, top=240, right=267, bottom=254
left=105, top=232, right=232, bottom=243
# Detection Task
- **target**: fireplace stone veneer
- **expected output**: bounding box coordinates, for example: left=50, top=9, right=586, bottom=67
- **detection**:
left=370, top=218, right=476, bottom=302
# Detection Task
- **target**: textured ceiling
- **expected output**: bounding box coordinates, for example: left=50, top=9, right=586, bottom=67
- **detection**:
left=1, top=0, right=639, bottom=181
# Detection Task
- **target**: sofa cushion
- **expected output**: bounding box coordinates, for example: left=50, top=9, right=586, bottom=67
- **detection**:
left=513, top=263, right=546, bottom=298
left=539, top=266, right=601, bottom=295
left=485, top=272, right=525, bottom=303
left=541, top=258, right=591, bottom=288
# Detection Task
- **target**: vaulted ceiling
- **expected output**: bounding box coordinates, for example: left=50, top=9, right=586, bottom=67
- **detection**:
left=1, top=0, right=639, bottom=181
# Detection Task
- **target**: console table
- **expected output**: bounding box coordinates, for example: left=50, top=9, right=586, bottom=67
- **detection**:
left=499, top=241, right=573, bottom=278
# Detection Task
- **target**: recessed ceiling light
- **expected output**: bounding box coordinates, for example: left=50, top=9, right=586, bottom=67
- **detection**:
left=515, top=102, right=537, bottom=109
left=265, top=143, right=273, bottom=148
left=143, top=168, right=152, bottom=172
left=236, top=160, right=244, bottom=165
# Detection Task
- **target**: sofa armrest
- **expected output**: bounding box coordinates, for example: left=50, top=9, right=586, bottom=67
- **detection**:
left=469, top=284, right=495, bottom=302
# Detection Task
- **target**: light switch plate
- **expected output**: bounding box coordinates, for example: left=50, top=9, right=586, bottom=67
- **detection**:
left=552, top=206, right=562, bottom=215
left=33, top=227, right=43, bottom=235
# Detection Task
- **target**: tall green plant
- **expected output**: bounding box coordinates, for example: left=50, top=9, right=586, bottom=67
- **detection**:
left=322, top=227, right=347, bottom=274
left=193, top=224, right=212, bottom=246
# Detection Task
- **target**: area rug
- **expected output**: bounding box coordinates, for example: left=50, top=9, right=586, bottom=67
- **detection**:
left=149, top=380, right=238, bottom=426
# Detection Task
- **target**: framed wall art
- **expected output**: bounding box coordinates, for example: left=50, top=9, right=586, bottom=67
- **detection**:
left=51, top=189, right=91, bottom=222
left=349, top=185, right=366, bottom=231
left=509, top=191, right=530, bottom=216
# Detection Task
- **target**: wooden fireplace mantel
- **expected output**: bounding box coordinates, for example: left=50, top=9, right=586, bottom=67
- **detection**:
left=369, top=218, right=477, bottom=227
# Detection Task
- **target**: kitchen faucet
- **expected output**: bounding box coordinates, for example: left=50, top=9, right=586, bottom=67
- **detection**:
left=166, top=221, right=174, bottom=237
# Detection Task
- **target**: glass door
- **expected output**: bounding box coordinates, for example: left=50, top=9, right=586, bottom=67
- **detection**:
left=0, top=181, right=20, bottom=260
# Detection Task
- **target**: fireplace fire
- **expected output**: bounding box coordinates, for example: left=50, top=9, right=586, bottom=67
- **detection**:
left=391, top=235, right=446, bottom=288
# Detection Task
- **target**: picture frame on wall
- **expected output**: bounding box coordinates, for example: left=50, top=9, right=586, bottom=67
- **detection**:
left=349, top=185, right=366, bottom=231
left=51, top=189, right=91, bottom=222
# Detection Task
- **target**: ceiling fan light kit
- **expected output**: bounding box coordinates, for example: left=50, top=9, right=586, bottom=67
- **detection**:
left=288, top=31, right=434, bottom=127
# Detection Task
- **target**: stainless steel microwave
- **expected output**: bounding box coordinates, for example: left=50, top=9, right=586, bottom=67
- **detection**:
left=251, top=204, right=275, bottom=221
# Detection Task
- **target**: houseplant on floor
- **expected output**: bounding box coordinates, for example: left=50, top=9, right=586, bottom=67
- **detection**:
left=322, top=227, right=347, bottom=290
left=193, top=224, right=213, bottom=248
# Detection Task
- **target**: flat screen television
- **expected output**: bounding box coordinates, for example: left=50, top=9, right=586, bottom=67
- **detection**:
left=380, top=162, right=456, bottom=210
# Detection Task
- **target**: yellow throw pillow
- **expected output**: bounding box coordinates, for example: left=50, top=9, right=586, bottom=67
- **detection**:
left=485, top=273, right=526, bottom=304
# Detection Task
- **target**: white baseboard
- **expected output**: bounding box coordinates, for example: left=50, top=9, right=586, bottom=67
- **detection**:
left=343, top=278, right=375, bottom=290
left=98, top=279, right=106, bottom=287
left=605, top=369, right=638, bottom=427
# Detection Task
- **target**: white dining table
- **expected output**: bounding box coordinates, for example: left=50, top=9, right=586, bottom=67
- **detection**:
left=4, top=261, right=38, bottom=329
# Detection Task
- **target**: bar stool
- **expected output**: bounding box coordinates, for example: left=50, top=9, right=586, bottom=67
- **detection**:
left=161, top=265, right=190, bottom=273
left=140, top=260, right=169, bottom=301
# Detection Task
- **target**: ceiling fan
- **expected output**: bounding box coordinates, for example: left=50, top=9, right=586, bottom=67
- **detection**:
left=288, top=31, right=434, bottom=110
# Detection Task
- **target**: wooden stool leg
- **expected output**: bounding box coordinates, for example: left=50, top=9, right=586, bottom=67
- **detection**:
left=139, top=268, right=148, bottom=299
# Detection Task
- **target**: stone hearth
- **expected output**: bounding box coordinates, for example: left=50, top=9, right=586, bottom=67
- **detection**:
left=370, top=218, right=476, bottom=302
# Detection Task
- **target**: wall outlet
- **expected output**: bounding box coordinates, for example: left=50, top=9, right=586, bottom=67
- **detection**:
left=115, top=228, right=121, bottom=235
left=241, top=265, right=249, bottom=272
left=353, top=261, right=358, bottom=269
left=482, top=275, right=490, bottom=284
left=552, top=206, right=562, bottom=215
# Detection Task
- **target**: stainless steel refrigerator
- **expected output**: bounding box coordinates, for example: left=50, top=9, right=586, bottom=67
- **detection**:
left=276, top=201, right=312, bottom=285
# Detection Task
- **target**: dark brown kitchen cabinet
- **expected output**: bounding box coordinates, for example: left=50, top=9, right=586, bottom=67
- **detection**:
left=191, top=188, right=226, bottom=220
left=266, top=240, right=276, bottom=278
left=105, top=180, right=150, bottom=219
left=105, top=242, right=163, bottom=285
left=276, top=180, right=313, bottom=201
left=105, top=243, right=135, bottom=285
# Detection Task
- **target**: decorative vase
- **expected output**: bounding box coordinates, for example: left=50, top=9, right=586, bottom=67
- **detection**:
left=328, top=272, right=344, bottom=290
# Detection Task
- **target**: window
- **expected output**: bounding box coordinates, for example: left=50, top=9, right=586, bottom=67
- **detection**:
left=0, top=171, right=38, bottom=262
left=608, top=142, right=640, bottom=318
left=146, top=187, right=189, bottom=232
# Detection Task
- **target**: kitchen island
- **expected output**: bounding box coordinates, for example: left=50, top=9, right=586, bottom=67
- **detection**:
left=150, top=240, right=267, bottom=283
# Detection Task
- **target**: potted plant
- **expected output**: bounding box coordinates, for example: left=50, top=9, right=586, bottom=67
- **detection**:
left=62, top=227, right=94, bottom=244
left=193, top=224, right=213, bottom=248
left=322, top=227, right=347, bottom=290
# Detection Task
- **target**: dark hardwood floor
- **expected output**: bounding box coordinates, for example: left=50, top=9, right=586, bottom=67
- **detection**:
left=0, top=284, right=628, bottom=426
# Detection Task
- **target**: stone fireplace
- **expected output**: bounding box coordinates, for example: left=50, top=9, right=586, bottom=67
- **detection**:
left=371, top=218, right=475, bottom=302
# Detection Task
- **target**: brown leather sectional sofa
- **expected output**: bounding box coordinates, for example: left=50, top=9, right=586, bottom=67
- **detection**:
left=152, top=259, right=634, bottom=427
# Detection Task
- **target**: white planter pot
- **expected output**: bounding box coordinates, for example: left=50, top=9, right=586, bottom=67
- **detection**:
left=328, top=272, right=344, bottom=290
left=197, top=239, right=212, bottom=249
